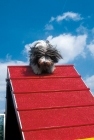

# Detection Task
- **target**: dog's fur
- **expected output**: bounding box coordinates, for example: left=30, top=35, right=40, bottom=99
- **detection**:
left=29, top=40, right=62, bottom=74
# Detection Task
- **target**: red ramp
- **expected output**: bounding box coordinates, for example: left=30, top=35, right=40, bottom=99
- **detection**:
left=5, top=65, right=94, bottom=140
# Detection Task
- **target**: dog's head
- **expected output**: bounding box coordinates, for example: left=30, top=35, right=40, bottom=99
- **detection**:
left=29, top=40, right=62, bottom=68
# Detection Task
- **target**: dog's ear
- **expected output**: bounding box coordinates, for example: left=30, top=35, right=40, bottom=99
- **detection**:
left=29, top=47, right=38, bottom=64
left=46, top=46, right=63, bottom=63
left=29, top=46, right=45, bottom=65
left=51, top=51, right=63, bottom=63
left=29, top=46, right=43, bottom=57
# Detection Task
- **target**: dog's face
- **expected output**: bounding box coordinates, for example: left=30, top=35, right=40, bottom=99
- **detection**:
left=29, top=40, right=62, bottom=69
left=38, top=56, right=53, bottom=68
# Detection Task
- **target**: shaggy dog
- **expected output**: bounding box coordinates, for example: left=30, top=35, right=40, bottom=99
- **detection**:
left=29, top=40, right=62, bottom=74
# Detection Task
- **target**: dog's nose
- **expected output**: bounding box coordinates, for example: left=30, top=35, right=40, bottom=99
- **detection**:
left=43, top=62, right=46, bottom=65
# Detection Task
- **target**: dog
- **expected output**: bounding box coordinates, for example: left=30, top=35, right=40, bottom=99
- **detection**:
left=29, top=40, right=62, bottom=74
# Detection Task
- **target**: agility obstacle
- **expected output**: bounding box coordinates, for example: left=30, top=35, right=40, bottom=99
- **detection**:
left=5, top=65, right=94, bottom=140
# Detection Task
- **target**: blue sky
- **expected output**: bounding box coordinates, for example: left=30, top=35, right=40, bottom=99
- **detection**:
left=0, top=0, right=94, bottom=113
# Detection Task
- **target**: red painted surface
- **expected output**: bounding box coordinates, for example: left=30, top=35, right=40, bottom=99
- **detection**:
left=8, top=65, right=79, bottom=78
left=23, top=125, right=94, bottom=140
left=20, top=106, right=94, bottom=131
left=8, top=65, right=94, bottom=140
left=11, top=77, right=88, bottom=93
left=15, top=91, right=94, bottom=111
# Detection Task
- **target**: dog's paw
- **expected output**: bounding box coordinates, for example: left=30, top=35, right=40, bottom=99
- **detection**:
left=31, top=65, right=42, bottom=75
left=48, top=65, right=55, bottom=74
left=33, top=69, right=42, bottom=75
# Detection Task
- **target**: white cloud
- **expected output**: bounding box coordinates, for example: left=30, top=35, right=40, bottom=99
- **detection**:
left=87, top=41, right=94, bottom=57
left=45, top=24, right=54, bottom=30
left=47, top=34, right=87, bottom=63
left=24, top=33, right=88, bottom=64
left=24, top=34, right=87, bottom=64
left=84, top=75, right=94, bottom=95
left=0, top=94, right=5, bottom=101
left=6, top=54, right=12, bottom=61
left=76, top=25, right=88, bottom=34
left=92, top=28, right=94, bottom=34
left=50, top=17, right=55, bottom=22
left=50, top=12, right=83, bottom=22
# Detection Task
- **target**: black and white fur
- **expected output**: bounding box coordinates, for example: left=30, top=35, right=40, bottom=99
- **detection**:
left=29, top=40, right=62, bottom=74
